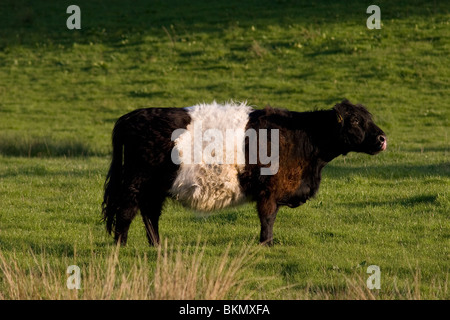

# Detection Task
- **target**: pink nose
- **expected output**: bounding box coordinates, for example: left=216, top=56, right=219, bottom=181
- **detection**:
left=378, top=135, right=387, bottom=150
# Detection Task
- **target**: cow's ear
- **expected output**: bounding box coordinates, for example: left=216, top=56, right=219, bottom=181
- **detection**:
left=336, top=112, right=343, bottom=124
left=334, top=109, right=344, bottom=126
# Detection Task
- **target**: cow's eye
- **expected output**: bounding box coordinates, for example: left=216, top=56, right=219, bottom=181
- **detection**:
left=351, top=118, right=359, bottom=126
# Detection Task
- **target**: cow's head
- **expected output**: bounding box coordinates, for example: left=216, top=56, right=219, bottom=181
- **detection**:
left=333, top=100, right=387, bottom=155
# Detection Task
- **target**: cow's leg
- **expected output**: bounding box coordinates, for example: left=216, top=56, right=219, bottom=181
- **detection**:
left=140, top=201, right=164, bottom=247
left=115, top=207, right=137, bottom=246
left=257, top=198, right=279, bottom=245
left=114, top=180, right=139, bottom=246
left=138, top=184, right=166, bottom=247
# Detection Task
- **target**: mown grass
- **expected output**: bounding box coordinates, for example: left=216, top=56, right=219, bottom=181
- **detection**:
left=0, top=0, right=449, bottom=299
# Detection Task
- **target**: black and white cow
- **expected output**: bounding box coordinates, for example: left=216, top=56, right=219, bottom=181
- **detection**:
left=102, top=100, right=386, bottom=246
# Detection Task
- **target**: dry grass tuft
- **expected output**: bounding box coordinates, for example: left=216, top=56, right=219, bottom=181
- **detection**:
left=0, top=241, right=447, bottom=300
left=0, top=239, right=257, bottom=300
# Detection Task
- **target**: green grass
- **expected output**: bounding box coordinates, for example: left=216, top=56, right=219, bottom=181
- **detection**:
left=0, top=0, right=449, bottom=299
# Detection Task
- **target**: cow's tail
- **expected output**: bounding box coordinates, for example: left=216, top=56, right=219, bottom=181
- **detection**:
left=102, top=116, right=126, bottom=235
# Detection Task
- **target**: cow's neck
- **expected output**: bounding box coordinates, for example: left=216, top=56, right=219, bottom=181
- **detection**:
left=293, top=109, right=344, bottom=163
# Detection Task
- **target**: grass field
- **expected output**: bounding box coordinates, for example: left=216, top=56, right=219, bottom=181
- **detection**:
left=0, top=0, right=449, bottom=299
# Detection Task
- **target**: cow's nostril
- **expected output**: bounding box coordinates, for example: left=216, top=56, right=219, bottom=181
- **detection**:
left=378, top=135, right=386, bottom=143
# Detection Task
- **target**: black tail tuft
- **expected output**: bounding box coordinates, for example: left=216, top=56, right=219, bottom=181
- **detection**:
left=102, top=117, right=126, bottom=235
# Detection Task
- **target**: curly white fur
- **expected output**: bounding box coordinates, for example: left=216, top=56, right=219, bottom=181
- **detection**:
left=170, top=101, right=253, bottom=211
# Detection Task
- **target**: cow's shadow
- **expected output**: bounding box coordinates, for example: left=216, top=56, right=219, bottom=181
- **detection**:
left=343, top=194, right=439, bottom=208
left=324, top=162, right=450, bottom=179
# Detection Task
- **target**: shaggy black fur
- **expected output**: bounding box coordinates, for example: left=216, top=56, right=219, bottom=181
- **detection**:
left=102, top=100, right=386, bottom=246
left=102, top=108, right=190, bottom=246
left=239, top=100, right=386, bottom=244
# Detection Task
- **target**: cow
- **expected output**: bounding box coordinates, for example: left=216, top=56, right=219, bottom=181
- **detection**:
left=102, top=100, right=387, bottom=246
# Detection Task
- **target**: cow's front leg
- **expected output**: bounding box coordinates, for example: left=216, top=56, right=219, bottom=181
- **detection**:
left=257, top=198, right=279, bottom=246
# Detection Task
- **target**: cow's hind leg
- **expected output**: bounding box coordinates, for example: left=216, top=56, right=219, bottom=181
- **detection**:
left=114, top=180, right=140, bottom=246
left=257, top=198, right=279, bottom=246
left=138, top=184, right=166, bottom=247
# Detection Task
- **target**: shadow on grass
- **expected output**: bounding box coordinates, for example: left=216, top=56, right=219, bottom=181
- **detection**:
left=0, top=238, right=77, bottom=257
left=0, top=165, right=103, bottom=179
left=0, top=0, right=447, bottom=49
left=343, top=194, right=439, bottom=208
left=324, top=163, right=450, bottom=179
left=0, top=135, right=96, bottom=157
